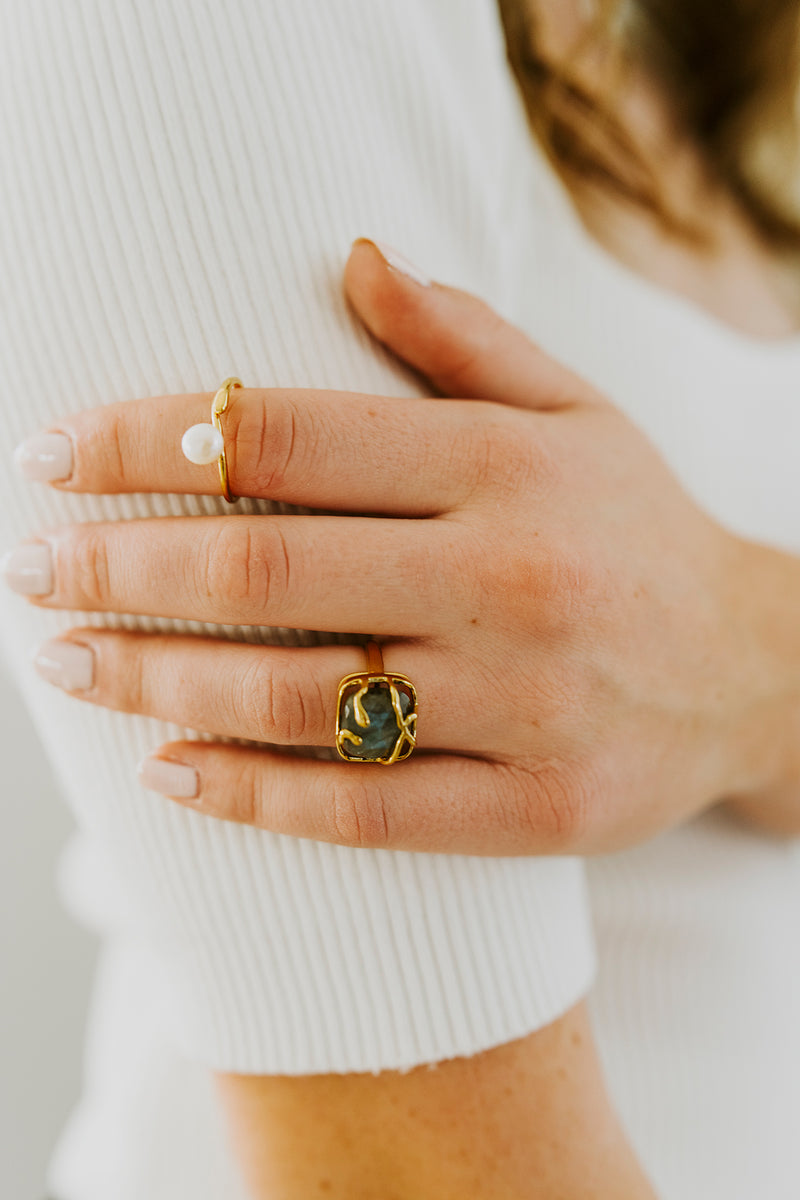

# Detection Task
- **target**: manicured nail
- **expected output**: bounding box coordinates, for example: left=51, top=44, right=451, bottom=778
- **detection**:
left=33, top=638, right=94, bottom=691
left=358, top=238, right=432, bottom=287
left=0, top=542, right=53, bottom=595
left=14, top=432, right=73, bottom=482
left=138, top=755, right=200, bottom=800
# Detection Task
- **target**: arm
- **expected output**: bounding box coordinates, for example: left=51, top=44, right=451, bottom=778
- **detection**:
left=215, top=1003, right=656, bottom=1200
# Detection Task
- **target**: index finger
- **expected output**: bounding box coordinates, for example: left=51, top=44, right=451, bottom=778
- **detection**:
left=13, top=388, right=523, bottom=516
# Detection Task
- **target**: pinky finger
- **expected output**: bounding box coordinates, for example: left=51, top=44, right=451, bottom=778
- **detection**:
left=137, top=742, right=551, bottom=856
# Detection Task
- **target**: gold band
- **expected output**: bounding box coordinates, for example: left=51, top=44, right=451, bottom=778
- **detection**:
left=335, top=641, right=418, bottom=765
left=365, top=641, right=384, bottom=674
left=211, top=375, right=242, bottom=504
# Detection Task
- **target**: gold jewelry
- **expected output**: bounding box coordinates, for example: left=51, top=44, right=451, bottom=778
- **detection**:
left=335, top=642, right=418, bottom=764
left=180, top=376, right=242, bottom=503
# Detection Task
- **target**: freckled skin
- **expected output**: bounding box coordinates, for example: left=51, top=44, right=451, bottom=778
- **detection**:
left=214, top=1001, right=655, bottom=1199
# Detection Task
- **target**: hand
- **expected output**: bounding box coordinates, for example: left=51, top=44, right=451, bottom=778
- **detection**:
left=5, top=239, right=797, bottom=854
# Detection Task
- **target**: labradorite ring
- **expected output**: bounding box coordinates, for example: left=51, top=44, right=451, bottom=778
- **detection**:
left=335, top=642, right=418, bottom=764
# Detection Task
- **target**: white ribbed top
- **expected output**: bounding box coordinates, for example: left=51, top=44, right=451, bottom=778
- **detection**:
left=2, top=4, right=800, bottom=1199
left=0, top=0, right=594, bottom=1070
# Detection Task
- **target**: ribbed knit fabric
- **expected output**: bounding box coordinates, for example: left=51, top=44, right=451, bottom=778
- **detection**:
left=3, top=4, right=800, bottom=1199
left=0, top=0, right=595, bottom=1076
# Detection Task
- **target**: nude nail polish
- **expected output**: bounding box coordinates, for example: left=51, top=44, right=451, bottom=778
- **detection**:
left=138, top=755, right=200, bottom=800
left=0, top=542, right=54, bottom=595
left=359, top=238, right=432, bottom=287
left=14, top=432, right=73, bottom=482
left=33, top=638, right=94, bottom=691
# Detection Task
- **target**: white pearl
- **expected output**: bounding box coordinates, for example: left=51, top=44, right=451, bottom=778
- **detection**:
left=181, top=423, right=224, bottom=465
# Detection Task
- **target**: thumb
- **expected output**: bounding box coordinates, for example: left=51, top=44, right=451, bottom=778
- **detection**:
left=343, top=238, right=603, bottom=410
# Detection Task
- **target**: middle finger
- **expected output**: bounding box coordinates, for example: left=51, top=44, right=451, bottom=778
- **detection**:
left=10, top=515, right=462, bottom=634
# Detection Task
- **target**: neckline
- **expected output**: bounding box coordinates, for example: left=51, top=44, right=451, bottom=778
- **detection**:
left=533, top=149, right=800, bottom=360
left=579, top=224, right=800, bottom=358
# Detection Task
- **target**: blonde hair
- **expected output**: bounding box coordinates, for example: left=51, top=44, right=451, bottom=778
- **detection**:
left=497, top=0, right=800, bottom=248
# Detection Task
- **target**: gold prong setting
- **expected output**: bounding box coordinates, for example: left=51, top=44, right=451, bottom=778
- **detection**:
left=335, top=671, right=418, bottom=764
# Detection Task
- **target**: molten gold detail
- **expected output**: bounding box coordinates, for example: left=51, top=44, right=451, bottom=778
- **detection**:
left=335, top=642, right=418, bottom=765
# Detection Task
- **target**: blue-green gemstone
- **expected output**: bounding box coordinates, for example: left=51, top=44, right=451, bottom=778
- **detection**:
left=340, top=683, right=413, bottom=760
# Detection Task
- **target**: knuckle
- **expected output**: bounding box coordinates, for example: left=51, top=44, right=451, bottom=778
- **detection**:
left=232, top=395, right=312, bottom=496
left=70, top=527, right=113, bottom=608
left=330, top=779, right=391, bottom=848
left=96, top=407, right=128, bottom=487
left=533, top=546, right=589, bottom=607
left=472, top=536, right=592, bottom=633
left=104, top=635, right=146, bottom=712
left=535, top=548, right=600, bottom=638
left=200, top=523, right=286, bottom=614
left=69, top=405, right=128, bottom=491
left=82, top=631, right=164, bottom=717
left=235, top=659, right=322, bottom=743
left=228, top=755, right=266, bottom=827
left=123, top=651, right=147, bottom=714
left=462, top=531, right=537, bottom=620
left=227, top=397, right=269, bottom=487
left=264, top=399, right=311, bottom=495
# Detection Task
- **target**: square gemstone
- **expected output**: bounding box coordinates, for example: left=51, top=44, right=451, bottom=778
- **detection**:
left=336, top=676, right=417, bottom=763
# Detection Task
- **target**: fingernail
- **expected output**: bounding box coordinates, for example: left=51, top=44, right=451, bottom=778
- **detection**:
left=358, top=238, right=432, bottom=287
left=14, top=432, right=73, bottom=482
left=0, top=542, right=53, bottom=595
left=138, top=755, right=200, bottom=800
left=33, top=638, right=95, bottom=691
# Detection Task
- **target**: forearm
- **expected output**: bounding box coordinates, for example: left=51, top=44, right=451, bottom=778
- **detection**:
left=723, top=535, right=800, bottom=833
left=213, top=1001, right=656, bottom=1200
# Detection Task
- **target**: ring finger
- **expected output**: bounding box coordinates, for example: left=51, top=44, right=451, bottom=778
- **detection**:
left=33, top=630, right=482, bottom=753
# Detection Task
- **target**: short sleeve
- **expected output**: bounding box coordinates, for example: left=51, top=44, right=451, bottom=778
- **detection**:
left=0, top=0, right=595, bottom=1072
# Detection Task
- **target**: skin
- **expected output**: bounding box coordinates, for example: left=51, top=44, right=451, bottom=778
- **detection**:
left=214, top=1002, right=654, bottom=1199
left=534, top=0, right=800, bottom=340
left=6, top=6, right=800, bottom=1193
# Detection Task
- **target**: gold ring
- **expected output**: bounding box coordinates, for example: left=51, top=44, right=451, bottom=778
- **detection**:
left=180, top=376, right=243, bottom=503
left=335, top=642, right=418, bottom=764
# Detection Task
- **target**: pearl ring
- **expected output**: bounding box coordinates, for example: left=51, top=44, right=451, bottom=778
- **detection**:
left=181, top=376, right=242, bottom=503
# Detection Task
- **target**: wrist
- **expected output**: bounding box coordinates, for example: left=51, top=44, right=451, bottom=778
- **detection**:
left=718, top=534, right=800, bottom=802
left=213, top=1007, right=656, bottom=1200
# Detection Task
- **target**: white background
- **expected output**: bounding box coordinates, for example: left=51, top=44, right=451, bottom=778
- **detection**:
left=0, top=655, right=98, bottom=1199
